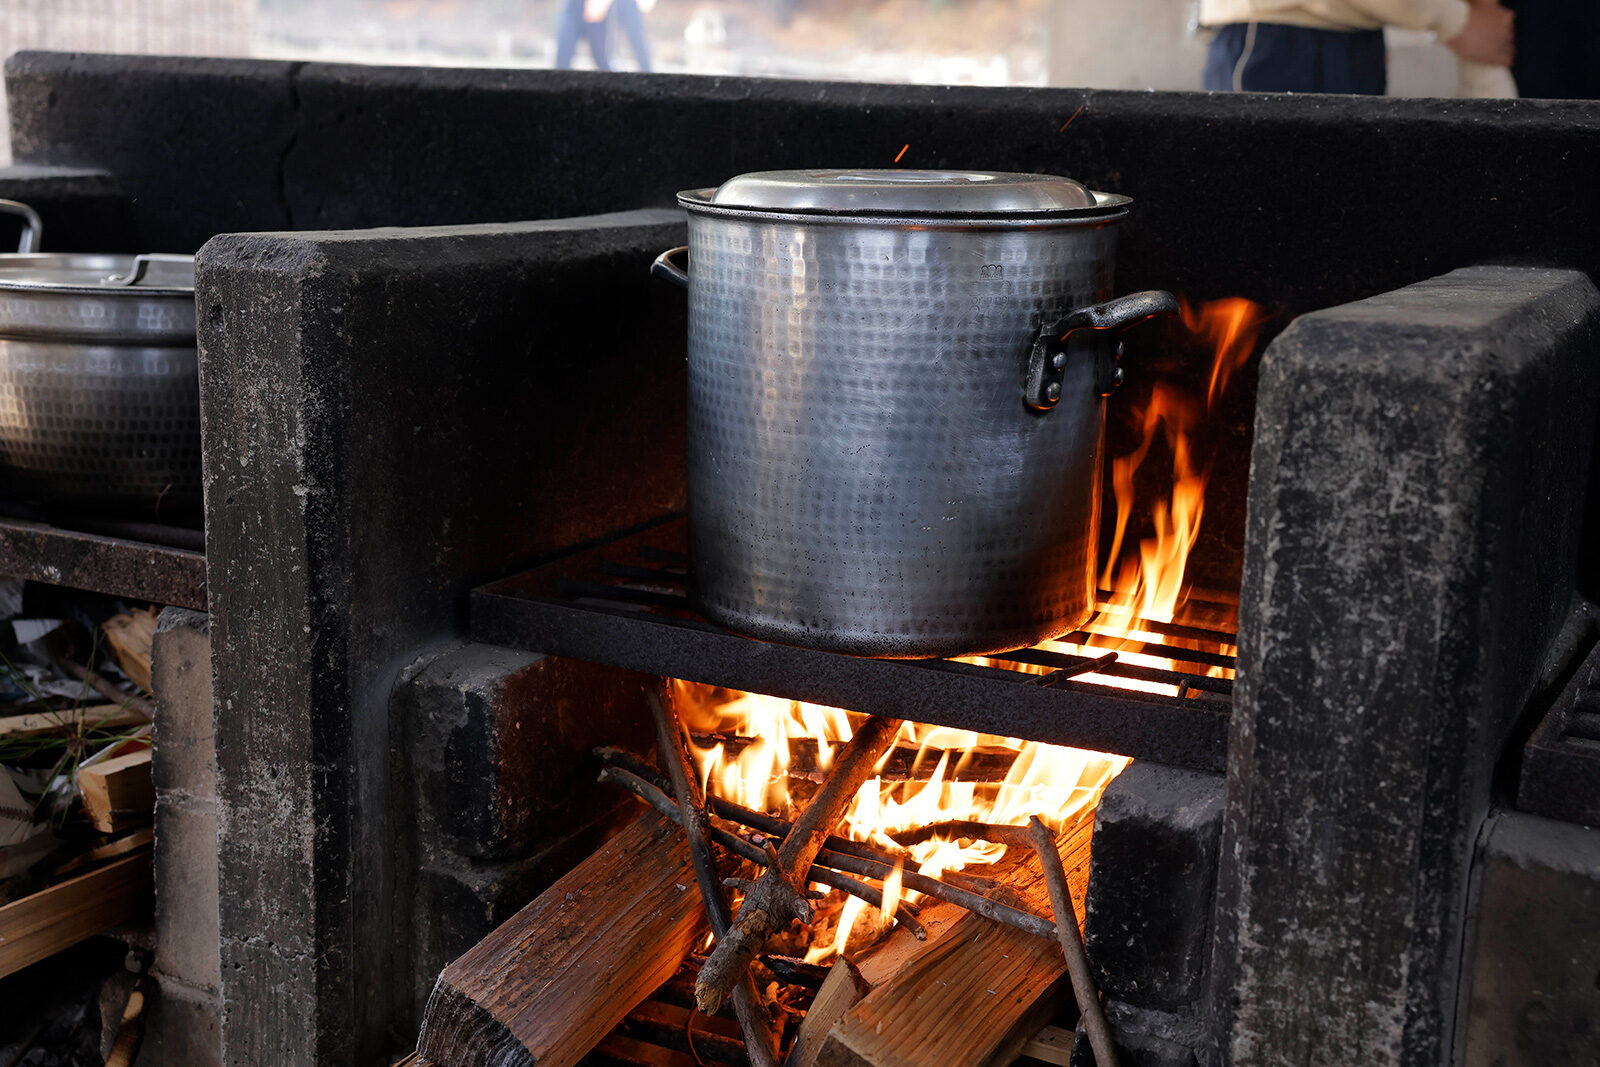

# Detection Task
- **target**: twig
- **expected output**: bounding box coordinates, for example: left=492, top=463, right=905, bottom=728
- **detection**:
left=1027, top=816, right=1119, bottom=1067
left=694, top=715, right=903, bottom=1014
left=598, top=765, right=926, bottom=941
left=596, top=747, right=1000, bottom=896
left=648, top=693, right=780, bottom=1067
left=888, top=820, right=1034, bottom=849
left=56, top=657, right=156, bottom=717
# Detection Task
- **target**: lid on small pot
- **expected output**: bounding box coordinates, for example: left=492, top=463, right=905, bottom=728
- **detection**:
left=687, top=169, right=1126, bottom=218
left=0, top=252, right=194, bottom=294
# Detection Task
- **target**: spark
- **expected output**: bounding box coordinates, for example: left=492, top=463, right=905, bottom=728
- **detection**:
left=894, top=143, right=909, bottom=163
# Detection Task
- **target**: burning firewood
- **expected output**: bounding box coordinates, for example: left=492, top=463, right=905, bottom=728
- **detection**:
left=814, top=809, right=1098, bottom=1067
left=693, top=715, right=903, bottom=1015
left=647, top=691, right=780, bottom=1067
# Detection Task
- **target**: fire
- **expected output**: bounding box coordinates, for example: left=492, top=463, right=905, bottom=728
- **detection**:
left=675, top=680, right=1130, bottom=964
left=1040, top=295, right=1264, bottom=694
left=680, top=296, right=1264, bottom=964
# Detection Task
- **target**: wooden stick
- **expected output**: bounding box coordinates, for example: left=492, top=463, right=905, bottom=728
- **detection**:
left=647, top=693, right=779, bottom=1067
left=690, top=734, right=1021, bottom=784
left=597, top=746, right=998, bottom=897
left=888, top=819, right=1034, bottom=849
left=56, top=658, right=156, bottom=717
left=1027, top=815, right=1119, bottom=1067
left=693, top=715, right=903, bottom=1015
left=597, top=765, right=926, bottom=940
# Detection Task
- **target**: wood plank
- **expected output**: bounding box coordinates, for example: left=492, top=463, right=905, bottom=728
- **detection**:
left=816, top=810, right=1097, bottom=1067
left=0, top=704, right=149, bottom=739
left=78, top=749, right=154, bottom=833
left=416, top=811, right=709, bottom=1067
left=1017, top=1024, right=1075, bottom=1066
left=53, top=828, right=156, bottom=879
left=595, top=1033, right=703, bottom=1067
left=0, top=850, right=153, bottom=978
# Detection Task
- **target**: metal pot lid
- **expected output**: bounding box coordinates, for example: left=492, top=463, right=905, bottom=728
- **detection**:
left=0, top=252, right=194, bottom=295
left=0, top=254, right=195, bottom=343
left=689, top=169, right=1120, bottom=218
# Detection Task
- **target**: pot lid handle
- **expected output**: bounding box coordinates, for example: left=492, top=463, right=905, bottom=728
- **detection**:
left=104, top=253, right=195, bottom=287
left=0, top=200, right=42, bottom=254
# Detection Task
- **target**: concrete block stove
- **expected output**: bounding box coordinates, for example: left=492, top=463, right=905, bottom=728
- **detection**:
left=2, top=50, right=1596, bottom=1067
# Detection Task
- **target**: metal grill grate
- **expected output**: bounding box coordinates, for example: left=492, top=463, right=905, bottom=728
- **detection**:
left=471, top=517, right=1236, bottom=771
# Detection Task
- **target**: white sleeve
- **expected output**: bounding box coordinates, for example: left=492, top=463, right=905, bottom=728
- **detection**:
left=1341, top=0, right=1471, bottom=36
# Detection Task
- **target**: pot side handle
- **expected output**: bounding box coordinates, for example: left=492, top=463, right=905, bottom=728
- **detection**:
left=0, top=199, right=42, bottom=254
left=1026, top=289, right=1179, bottom=411
left=651, top=246, right=690, bottom=289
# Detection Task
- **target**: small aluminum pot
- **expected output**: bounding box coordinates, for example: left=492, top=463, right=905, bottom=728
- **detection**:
left=0, top=200, right=199, bottom=515
left=654, top=170, right=1176, bottom=658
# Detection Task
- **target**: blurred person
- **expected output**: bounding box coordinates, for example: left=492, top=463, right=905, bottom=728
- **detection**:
left=556, top=0, right=614, bottom=70
left=1201, top=0, right=1515, bottom=94
left=612, top=0, right=657, bottom=72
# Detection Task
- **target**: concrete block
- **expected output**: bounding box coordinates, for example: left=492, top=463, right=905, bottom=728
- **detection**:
left=397, top=643, right=654, bottom=861
left=151, top=609, right=215, bottom=803
left=154, top=798, right=220, bottom=995
left=406, top=820, right=625, bottom=1027
left=0, top=164, right=132, bottom=253
left=197, top=210, right=689, bottom=1065
left=1213, top=267, right=1600, bottom=1066
left=138, top=974, right=221, bottom=1067
left=1084, top=761, right=1223, bottom=1011
left=1462, top=811, right=1600, bottom=1066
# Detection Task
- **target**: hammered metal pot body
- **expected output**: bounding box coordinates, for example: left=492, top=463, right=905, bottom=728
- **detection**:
left=0, top=254, right=200, bottom=513
left=685, top=209, right=1120, bottom=658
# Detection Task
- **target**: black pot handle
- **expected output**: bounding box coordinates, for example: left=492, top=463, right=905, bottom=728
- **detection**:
left=651, top=246, right=690, bottom=289
left=1026, top=289, right=1179, bottom=410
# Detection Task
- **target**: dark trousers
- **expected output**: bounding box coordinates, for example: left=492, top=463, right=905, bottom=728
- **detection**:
left=1204, top=22, right=1386, bottom=94
left=612, top=0, right=653, bottom=72
left=556, top=0, right=611, bottom=70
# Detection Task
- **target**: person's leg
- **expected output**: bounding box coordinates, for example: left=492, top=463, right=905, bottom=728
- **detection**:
left=585, top=16, right=613, bottom=70
left=613, top=0, right=652, bottom=71
left=1203, top=23, right=1248, bottom=90
left=1319, top=28, right=1387, bottom=94
left=555, top=0, right=583, bottom=68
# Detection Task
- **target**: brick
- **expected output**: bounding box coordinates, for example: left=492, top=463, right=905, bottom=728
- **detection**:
left=1084, top=761, right=1222, bottom=1011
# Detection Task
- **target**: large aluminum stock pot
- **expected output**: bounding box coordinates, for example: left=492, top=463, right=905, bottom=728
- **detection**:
left=653, top=170, right=1176, bottom=658
left=0, top=200, right=200, bottom=514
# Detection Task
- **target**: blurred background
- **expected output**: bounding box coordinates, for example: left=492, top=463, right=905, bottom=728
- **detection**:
left=0, top=0, right=1465, bottom=161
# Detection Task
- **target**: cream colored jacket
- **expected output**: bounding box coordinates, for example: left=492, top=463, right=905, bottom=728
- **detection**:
left=1199, top=0, right=1471, bottom=38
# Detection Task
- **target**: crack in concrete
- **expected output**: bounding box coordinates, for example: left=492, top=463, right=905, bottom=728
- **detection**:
left=275, top=61, right=307, bottom=231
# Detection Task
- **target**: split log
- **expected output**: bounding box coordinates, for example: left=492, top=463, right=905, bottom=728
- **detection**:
left=101, top=609, right=157, bottom=695
left=694, top=715, right=903, bottom=1015
left=0, top=849, right=153, bottom=979
left=784, top=957, right=869, bottom=1067
left=815, top=807, right=1098, bottom=1067
left=78, top=749, right=154, bottom=833
left=416, top=811, right=710, bottom=1067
